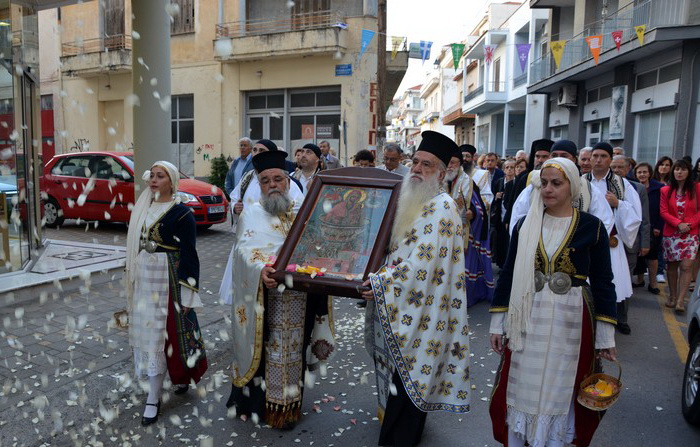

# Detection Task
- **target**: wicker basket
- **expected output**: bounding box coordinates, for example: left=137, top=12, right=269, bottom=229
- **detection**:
left=577, top=359, right=622, bottom=411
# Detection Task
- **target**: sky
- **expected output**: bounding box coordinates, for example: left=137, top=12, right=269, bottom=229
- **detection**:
left=387, top=0, right=491, bottom=98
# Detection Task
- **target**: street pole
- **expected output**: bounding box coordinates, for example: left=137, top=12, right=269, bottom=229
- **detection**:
left=376, top=0, right=387, bottom=157
left=131, top=0, right=174, bottom=194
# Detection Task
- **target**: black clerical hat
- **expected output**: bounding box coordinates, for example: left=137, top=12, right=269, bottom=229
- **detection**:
left=417, top=131, right=459, bottom=166
left=551, top=139, right=577, bottom=157
left=253, top=150, right=289, bottom=173
left=459, top=144, right=477, bottom=155
left=256, top=139, right=278, bottom=151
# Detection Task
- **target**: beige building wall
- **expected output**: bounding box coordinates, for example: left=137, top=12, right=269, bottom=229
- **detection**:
left=41, top=2, right=378, bottom=177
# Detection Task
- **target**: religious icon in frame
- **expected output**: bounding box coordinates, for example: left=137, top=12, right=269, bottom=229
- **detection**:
left=271, top=167, right=403, bottom=298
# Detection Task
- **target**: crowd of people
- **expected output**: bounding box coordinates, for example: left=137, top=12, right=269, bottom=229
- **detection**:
left=121, top=131, right=698, bottom=446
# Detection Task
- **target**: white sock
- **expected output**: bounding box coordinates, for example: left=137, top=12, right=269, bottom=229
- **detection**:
left=144, top=373, right=164, bottom=418
left=507, top=428, right=526, bottom=447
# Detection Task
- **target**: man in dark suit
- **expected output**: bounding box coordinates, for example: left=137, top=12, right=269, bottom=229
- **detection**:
left=485, top=152, right=504, bottom=193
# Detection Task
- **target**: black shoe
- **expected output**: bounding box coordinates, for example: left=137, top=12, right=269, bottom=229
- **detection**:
left=174, top=385, right=189, bottom=395
left=617, top=323, right=631, bottom=335
left=357, top=300, right=367, bottom=308
left=632, top=282, right=645, bottom=288
left=141, top=401, right=160, bottom=426
left=647, top=285, right=660, bottom=295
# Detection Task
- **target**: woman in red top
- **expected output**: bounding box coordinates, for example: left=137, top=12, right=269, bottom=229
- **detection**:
left=660, top=159, right=700, bottom=313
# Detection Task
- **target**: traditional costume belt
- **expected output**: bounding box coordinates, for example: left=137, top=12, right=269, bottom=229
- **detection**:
left=609, top=226, right=619, bottom=248
left=139, top=239, right=177, bottom=253
left=534, top=271, right=587, bottom=294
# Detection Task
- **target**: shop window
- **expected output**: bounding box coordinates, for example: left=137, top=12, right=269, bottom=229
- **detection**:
left=635, top=109, right=675, bottom=163
left=171, top=0, right=195, bottom=35
left=171, top=94, right=194, bottom=144
left=291, top=92, right=316, bottom=108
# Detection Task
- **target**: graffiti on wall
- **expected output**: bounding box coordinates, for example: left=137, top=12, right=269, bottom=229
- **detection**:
left=70, top=138, right=90, bottom=152
left=196, top=143, right=215, bottom=161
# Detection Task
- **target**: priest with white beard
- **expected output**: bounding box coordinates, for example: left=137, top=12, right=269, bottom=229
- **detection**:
left=362, top=131, right=471, bottom=446
left=227, top=150, right=335, bottom=430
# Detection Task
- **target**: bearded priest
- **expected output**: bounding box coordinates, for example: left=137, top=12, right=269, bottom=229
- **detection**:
left=362, top=131, right=471, bottom=446
left=227, top=150, right=335, bottom=429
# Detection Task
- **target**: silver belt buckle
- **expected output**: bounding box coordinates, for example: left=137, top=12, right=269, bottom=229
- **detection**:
left=140, top=239, right=158, bottom=253
left=549, top=272, right=572, bottom=294
left=534, top=271, right=545, bottom=292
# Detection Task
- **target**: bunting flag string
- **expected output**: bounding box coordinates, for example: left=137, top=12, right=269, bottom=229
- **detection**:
left=484, top=44, right=496, bottom=65
left=358, top=29, right=375, bottom=62
left=450, top=43, right=465, bottom=69
left=635, top=25, right=646, bottom=46
left=550, top=40, right=566, bottom=70
left=612, top=30, right=623, bottom=51
left=585, top=35, right=602, bottom=65
left=391, top=36, right=404, bottom=60
left=516, top=43, right=531, bottom=73
left=420, top=40, right=433, bottom=65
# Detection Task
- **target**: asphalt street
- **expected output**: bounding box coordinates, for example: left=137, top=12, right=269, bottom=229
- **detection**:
left=0, top=220, right=698, bottom=446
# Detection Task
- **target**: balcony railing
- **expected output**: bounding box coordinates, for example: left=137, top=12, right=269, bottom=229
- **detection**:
left=513, top=72, right=528, bottom=88
left=62, top=35, right=132, bottom=57
left=530, top=0, right=694, bottom=84
left=216, top=10, right=344, bottom=39
left=464, top=86, right=484, bottom=103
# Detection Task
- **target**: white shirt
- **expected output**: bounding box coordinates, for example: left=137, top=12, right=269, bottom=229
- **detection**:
left=377, top=164, right=409, bottom=176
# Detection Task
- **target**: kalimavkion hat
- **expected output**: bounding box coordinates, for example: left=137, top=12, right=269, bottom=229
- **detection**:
left=416, top=131, right=459, bottom=166
left=256, top=139, right=278, bottom=152
left=550, top=139, right=578, bottom=158
left=530, top=138, right=554, bottom=153
left=459, top=144, right=477, bottom=155
left=253, top=150, right=289, bottom=174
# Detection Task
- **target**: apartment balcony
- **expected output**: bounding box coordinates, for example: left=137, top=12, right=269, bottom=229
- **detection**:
left=462, top=82, right=507, bottom=114
left=60, top=35, right=132, bottom=76
left=529, top=0, right=700, bottom=93
left=214, top=10, right=348, bottom=61
left=386, top=49, right=409, bottom=110
left=443, top=103, right=474, bottom=125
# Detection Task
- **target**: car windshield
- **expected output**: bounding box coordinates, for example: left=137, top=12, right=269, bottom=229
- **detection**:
left=120, top=155, right=188, bottom=179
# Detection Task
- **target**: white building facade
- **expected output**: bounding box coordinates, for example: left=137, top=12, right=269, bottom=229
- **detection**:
left=462, top=1, right=549, bottom=157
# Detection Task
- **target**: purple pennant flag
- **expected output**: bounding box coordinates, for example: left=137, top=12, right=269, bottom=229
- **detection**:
left=516, top=44, right=532, bottom=73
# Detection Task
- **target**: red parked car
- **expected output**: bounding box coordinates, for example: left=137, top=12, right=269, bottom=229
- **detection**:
left=40, top=152, right=228, bottom=228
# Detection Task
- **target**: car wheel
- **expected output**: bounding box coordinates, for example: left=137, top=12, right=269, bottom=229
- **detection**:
left=44, top=197, right=64, bottom=228
left=683, top=333, right=700, bottom=426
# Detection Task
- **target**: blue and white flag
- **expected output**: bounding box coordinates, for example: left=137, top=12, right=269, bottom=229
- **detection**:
left=359, top=29, right=375, bottom=61
left=420, top=40, right=433, bottom=64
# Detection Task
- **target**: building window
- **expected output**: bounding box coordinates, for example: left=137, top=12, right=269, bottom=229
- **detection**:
left=635, top=109, right=675, bottom=163
left=477, top=123, right=489, bottom=152
left=586, top=120, right=609, bottom=146
left=493, top=58, right=501, bottom=92
left=171, top=95, right=194, bottom=144
left=245, top=87, right=341, bottom=155
left=586, top=84, right=612, bottom=104
left=551, top=125, right=568, bottom=142
left=171, top=0, right=195, bottom=35
left=635, top=62, right=681, bottom=90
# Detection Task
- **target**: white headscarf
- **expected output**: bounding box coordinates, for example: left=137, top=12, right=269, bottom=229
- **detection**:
left=125, top=160, right=180, bottom=309
left=506, top=157, right=580, bottom=351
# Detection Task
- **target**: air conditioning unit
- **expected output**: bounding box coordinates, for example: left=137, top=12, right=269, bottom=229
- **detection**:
left=557, top=84, right=578, bottom=107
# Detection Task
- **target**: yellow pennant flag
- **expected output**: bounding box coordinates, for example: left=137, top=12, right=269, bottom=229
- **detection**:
left=391, top=36, right=404, bottom=60
left=550, top=40, right=566, bottom=70
left=635, top=25, right=646, bottom=46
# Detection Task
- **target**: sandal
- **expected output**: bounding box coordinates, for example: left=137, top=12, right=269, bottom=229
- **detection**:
left=665, top=296, right=676, bottom=308
left=675, top=303, right=686, bottom=314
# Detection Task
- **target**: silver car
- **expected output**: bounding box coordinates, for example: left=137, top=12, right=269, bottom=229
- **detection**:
left=683, top=276, right=700, bottom=425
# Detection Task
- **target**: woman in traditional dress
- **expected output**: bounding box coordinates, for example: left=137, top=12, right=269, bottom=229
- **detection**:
left=489, top=157, right=618, bottom=447
left=659, top=159, right=700, bottom=314
left=125, top=161, right=208, bottom=426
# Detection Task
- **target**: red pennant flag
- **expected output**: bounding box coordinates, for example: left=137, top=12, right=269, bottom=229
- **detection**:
left=611, top=30, right=623, bottom=51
